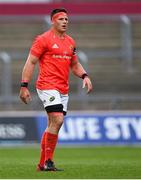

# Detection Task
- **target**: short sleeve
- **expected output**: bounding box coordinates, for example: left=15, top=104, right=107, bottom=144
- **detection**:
left=30, top=35, right=46, bottom=58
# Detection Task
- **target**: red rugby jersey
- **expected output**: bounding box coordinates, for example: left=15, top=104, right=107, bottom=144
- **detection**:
left=30, top=29, right=77, bottom=94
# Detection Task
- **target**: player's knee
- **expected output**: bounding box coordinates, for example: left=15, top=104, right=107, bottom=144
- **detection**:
left=52, top=113, right=64, bottom=125
left=50, top=118, right=63, bottom=132
left=48, top=112, right=64, bottom=128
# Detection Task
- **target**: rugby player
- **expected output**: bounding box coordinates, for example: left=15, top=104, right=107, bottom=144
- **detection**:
left=19, top=8, right=92, bottom=171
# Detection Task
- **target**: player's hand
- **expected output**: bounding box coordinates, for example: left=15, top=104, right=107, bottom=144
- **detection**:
left=19, top=87, right=32, bottom=104
left=82, top=76, right=93, bottom=93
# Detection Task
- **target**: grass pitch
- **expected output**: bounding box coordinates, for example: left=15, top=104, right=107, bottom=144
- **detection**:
left=0, top=146, right=141, bottom=179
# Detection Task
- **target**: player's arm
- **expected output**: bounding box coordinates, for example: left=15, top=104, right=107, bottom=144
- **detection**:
left=70, top=59, right=93, bottom=93
left=19, top=54, right=38, bottom=104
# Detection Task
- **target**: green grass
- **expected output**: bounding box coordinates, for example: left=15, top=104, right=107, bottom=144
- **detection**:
left=0, top=146, right=141, bottom=179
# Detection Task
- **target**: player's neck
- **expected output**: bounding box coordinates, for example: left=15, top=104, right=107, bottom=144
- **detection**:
left=51, top=28, right=66, bottom=39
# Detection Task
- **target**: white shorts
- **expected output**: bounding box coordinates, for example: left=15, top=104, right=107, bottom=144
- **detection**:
left=37, top=89, right=69, bottom=115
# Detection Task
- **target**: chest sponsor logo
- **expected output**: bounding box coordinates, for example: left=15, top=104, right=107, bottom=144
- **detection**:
left=52, top=44, right=59, bottom=49
left=52, top=54, right=71, bottom=60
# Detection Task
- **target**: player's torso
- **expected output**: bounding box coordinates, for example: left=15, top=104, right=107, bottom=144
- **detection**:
left=40, top=30, right=74, bottom=66
left=37, top=30, right=75, bottom=93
